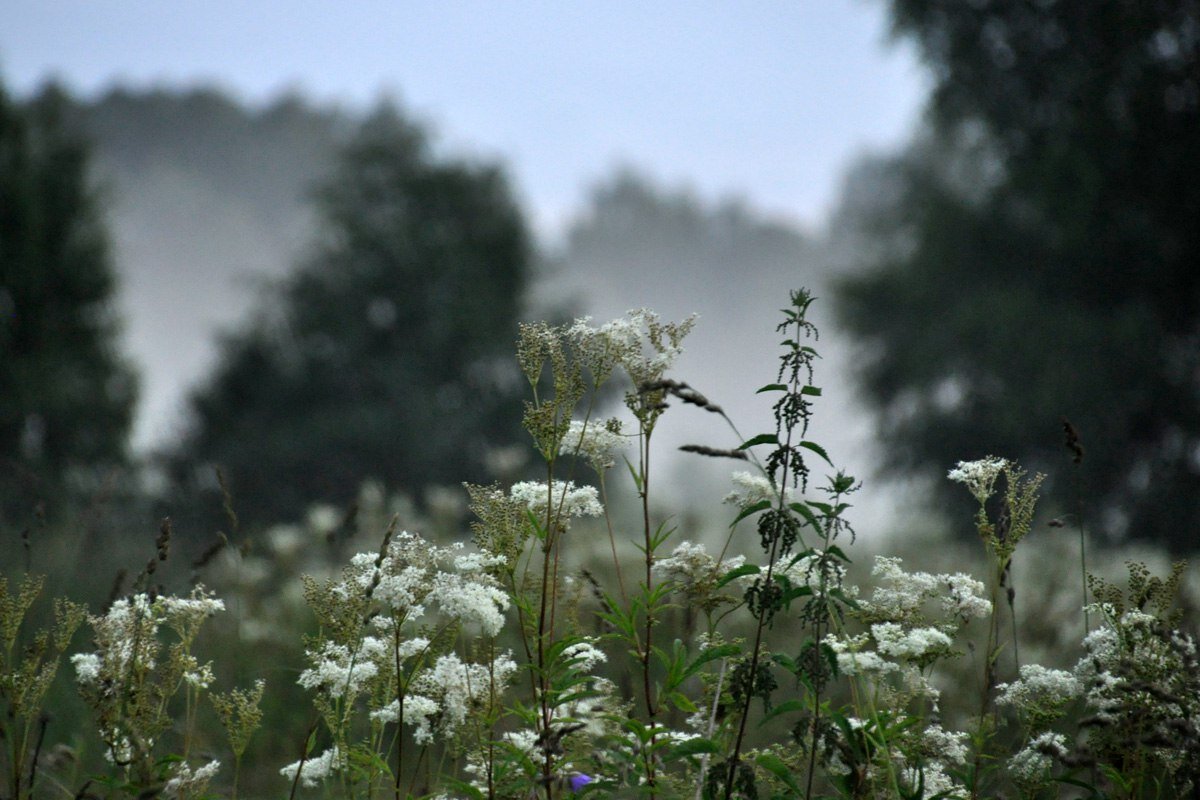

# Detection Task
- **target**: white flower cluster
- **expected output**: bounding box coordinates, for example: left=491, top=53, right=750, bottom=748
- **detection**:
left=394, top=652, right=519, bottom=745
left=164, top=760, right=220, bottom=798
left=72, top=586, right=225, bottom=702
left=822, top=633, right=898, bottom=677
left=946, top=456, right=1009, bottom=504
left=871, top=622, right=953, bottom=661
left=510, top=480, right=604, bottom=522
left=723, top=471, right=787, bottom=508
left=298, top=640, right=383, bottom=699
left=567, top=309, right=696, bottom=385
left=559, top=418, right=625, bottom=470
left=346, top=531, right=510, bottom=634
left=1070, top=605, right=1194, bottom=731
left=280, top=746, right=343, bottom=788
left=652, top=541, right=750, bottom=592
left=866, top=556, right=991, bottom=623
left=562, top=639, right=608, bottom=672
left=1009, top=732, right=1069, bottom=785
left=780, top=550, right=856, bottom=598
left=996, top=664, right=1081, bottom=713
left=900, top=761, right=964, bottom=800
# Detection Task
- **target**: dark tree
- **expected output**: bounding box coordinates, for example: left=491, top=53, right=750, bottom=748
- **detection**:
left=835, top=1, right=1200, bottom=550
left=173, top=104, right=532, bottom=527
left=0, top=83, right=138, bottom=526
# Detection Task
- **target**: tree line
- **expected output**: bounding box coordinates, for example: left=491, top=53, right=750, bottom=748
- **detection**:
left=2, top=0, right=1198, bottom=551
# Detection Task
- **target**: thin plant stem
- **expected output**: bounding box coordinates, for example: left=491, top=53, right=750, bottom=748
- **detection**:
left=639, top=426, right=659, bottom=796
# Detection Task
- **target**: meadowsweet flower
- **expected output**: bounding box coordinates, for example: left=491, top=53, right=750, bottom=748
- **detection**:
left=164, top=760, right=220, bottom=797
left=562, top=639, right=607, bottom=672
left=941, top=573, right=991, bottom=619
left=921, top=724, right=970, bottom=765
left=71, top=653, right=101, bottom=684
left=510, top=480, right=603, bottom=520
left=654, top=541, right=744, bottom=583
left=723, top=471, right=783, bottom=507
left=370, top=692, right=440, bottom=732
left=871, top=622, right=953, bottom=661
left=560, top=418, right=625, bottom=470
left=298, top=642, right=379, bottom=698
left=782, top=550, right=855, bottom=597
left=1009, top=733, right=1067, bottom=785
left=947, top=456, right=1008, bottom=503
left=430, top=570, right=509, bottom=636
left=280, top=746, right=343, bottom=788
left=867, top=557, right=940, bottom=620
left=159, top=593, right=226, bottom=619
left=823, top=633, right=898, bottom=676
left=901, top=761, right=963, bottom=799
left=182, top=660, right=216, bottom=689
left=865, top=556, right=990, bottom=625
left=996, top=664, right=1081, bottom=715
left=406, top=652, right=518, bottom=744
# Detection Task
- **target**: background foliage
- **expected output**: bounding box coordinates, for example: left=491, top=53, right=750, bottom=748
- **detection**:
left=835, top=0, right=1200, bottom=551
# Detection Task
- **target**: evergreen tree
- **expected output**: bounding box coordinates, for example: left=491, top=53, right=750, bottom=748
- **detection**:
left=835, top=1, right=1200, bottom=550
left=0, top=82, right=138, bottom=527
left=173, top=104, right=532, bottom=527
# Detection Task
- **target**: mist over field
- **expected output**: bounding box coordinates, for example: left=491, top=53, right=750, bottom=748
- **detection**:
left=55, top=89, right=900, bottom=529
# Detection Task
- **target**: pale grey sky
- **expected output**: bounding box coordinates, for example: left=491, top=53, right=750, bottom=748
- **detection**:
left=3, top=1, right=928, bottom=238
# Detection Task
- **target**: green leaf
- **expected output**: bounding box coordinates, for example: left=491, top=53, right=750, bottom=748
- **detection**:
left=799, top=440, right=833, bottom=465
left=788, top=501, right=822, bottom=529
left=762, top=698, right=808, bottom=723
left=668, top=690, right=699, bottom=713
left=826, top=544, right=851, bottom=562
left=755, top=753, right=801, bottom=794
left=738, top=433, right=779, bottom=449
left=756, top=383, right=788, bottom=394
left=717, top=563, right=760, bottom=588
left=665, top=737, right=720, bottom=761
left=800, top=385, right=822, bottom=396
left=681, top=643, right=741, bottom=682
left=730, top=499, right=772, bottom=526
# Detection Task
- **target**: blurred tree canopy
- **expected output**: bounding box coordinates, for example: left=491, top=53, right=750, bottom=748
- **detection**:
left=0, top=82, right=138, bottom=528
left=170, top=104, right=532, bottom=528
left=835, top=1, right=1200, bottom=550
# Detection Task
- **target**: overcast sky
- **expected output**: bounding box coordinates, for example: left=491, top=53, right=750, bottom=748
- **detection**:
left=3, top=1, right=928, bottom=239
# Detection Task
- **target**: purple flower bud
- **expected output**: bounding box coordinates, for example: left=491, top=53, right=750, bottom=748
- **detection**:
left=569, top=773, right=592, bottom=792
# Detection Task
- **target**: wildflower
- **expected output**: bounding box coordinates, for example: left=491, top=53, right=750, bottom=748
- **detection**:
left=561, top=639, right=607, bottom=672
left=996, top=664, right=1081, bottom=716
left=871, top=622, right=953, bottom=661
left=947, top=456, right=1008, bottom=504
left=781, top=550, right=855, bottom=597
left=560, top=418, right=625, bottom=470
left=430, top=570, right=510, bottom=636
left=569, top=774, right=593, bottom=792
left=71, top=653, right=102, bottom=684
left=723, top=471, right=784, bottom=508
left=901, top=761, right=963, bottom=800
left=164, top=760, right=220, bottom=797
left=920, top=724, right=970, bottom=765
left=1009, top=732, right=1068, bottom=785
left=182, top=660, right=216, bottom=689
left=510, top=480, right=604, bottom=520
left=280, top=746, right=343, bottom=788
left=297, top=642, right=379, bottom=698
left=406, top=652, right=518, bottom=744
left=941, top=572, right=991, bottom=619
left=823, top=633, right=898, bottom=676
